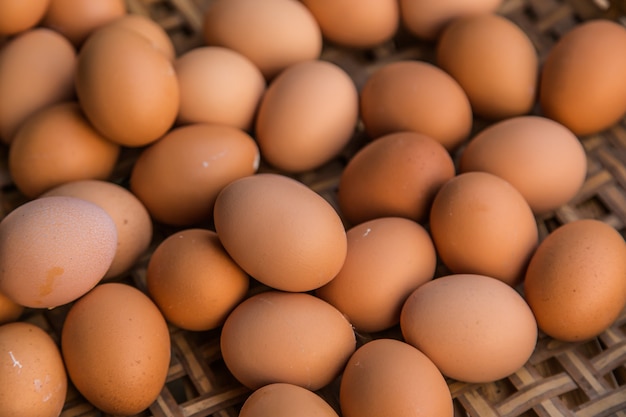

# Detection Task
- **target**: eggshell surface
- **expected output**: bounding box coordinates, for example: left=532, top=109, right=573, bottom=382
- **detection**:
left=61, top=283, right=171, bottom=416
left=0, top=322, right=67, bottom=417
left=429, top=172, right=538, bottom=286
left=213, top=173, right=347, bottom=292
left=400, top=274, right=538, bottom=382
left=239, top=383, right=339, bottom=417
left=316, top=217, right=437, bottom=332
left=0, top=290, right=23, bottom=324
left=0, top=196, right=117, bottom=309
left=340, top=338, right=453, bottom=417
left=0, top=0, right=50, bottom=35
left=459, top=116, right=587, bottom=214
left=524, top=219, right=626, bottom=341
left=220, top=291, right=356, bottom=390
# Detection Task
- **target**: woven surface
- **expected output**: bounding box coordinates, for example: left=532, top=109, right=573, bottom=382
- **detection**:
left=3, top=0, right=626, bottom=416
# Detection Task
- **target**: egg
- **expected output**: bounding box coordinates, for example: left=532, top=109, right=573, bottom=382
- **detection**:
left=316, top=217, right=437, bottom=333
left=105, top=13, right=176, bottom=61
left=42, top=0, right=127, bottom=46
left=429, top=172, right=538, bottom=286
left=75, top=23, right=179, bottom=147
left=130, top=123, right=260, bottom=226
left=0, top=290, right=23, bottom=325
left=0, top=196, right=117, bottom=309
left=359, top=60, right=472, bottom=151
left=213, top=173, right=347, bottom=292
left=459, top=116, right=587, bottom=214
left=0, top=28, right=76, bottom=144
left=0, top=322, right=67, bottom=417
left=146, top=228, right=249, bottom=331
left=337, top=131, right=455, bottom=225
left=436, top=14, right=538, bottom=120
left=340, top=338, right=453, bottom=417
left=524, top=219, right=626, bottom=342
left=220, top=290, right=355, bottom=390
left=539, top=19, right=626, bottom=135
left=0, top=0, right=50, bottom=35
left=175, top=46, right=266, bottom=130
left=300, top=0, right=399, bottom=48
left=41, top=179, right=153, bottom=279
left=398, top=0, right=503, bottom=40
left=61, top=282, right=171, bottom=416
left=239, top=383, right=339, bottom=417
left=400, top=274, right=538, bottom=383
left=203, top=0, right=322, bottom=79
left=255, top=60, right=359, bottom=172
left=8, top=101, right=120, bottom=198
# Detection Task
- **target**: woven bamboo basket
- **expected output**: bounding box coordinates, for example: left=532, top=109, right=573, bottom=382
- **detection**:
left=3, top=0, right=626, bottom=416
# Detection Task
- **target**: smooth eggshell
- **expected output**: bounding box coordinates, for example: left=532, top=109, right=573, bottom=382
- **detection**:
left=539, top=19, right=626, bottom=135
left=61, top=283, right=171, bottom=416
left=214, top=173, right=347, bottom=292
left=220, top=291, right=356, bottom=390
left=360, top=60, right=472, bottom=151
left=436, top=14, right=538, bottom=120
left=0, top=28, right=76, bottom=144
left=0, top=290, right=23, bottom=325
left=429, top=172, right=538, bottom=286
left=400, top=274, right=538, bottom=383
left=255, top=60, right=358, bottom=172
left=130, top=123, right=260, bottom=226
left=0, top=196, right=118, bottom=309
left=105, top=14, right=176, bottom=60
left=76, top=24, right=179, bottom=147
left=175, top=46, right=266, bottom=130
left=0, top=0, right=50, bottom=35
left=316, top=217, right=437, bottom=332
left=459, top=116, right=587, bottom=214
left=0, top=322, right=67, bottom=417
left=146, top=228, right=249, bottom=331
left=203, top=0, right=322, bottom=79
left=239, top=383, right=339, bottom=417
left=340, top=338, right=453, bottom=417
left=42, top=179, right=153, bottom=279
left=524, top=219, right=626, bottom=341
left=337, top=131, right=455, bottom=225
left=9, top=101, right=120, bottom=198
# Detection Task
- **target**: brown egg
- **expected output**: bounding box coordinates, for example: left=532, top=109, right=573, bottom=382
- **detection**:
left=255, top=60, right=358, bottom=172
left=429, top=172, right=538, bottom=286
left=42, top=179, right=153, bottom=279
left=75, top=24, right=179, bottom=147
left=340, top=338, right=453, bottom=417
left=130, top=123, right=260, bottom=226
left=0, top=290, right=23, bottom=324
left=42, top=0, right=127, bottom=46
left=240, top=383, right=339, bottom=417
left=214, top=173, right=347, bottom=292
left=436, top=14, right=538, bottom=120
left=459, top=116, right=587, bottom=214
left=316, top=217, right=436, bottom=333
left=360, top=60, right=472, bottom=151
left=300, top=0, right=399, bottom=48
left=524, top=219, right=626, bottom=342
left=8, top=102, right=120, bottom=198
left=400, top=274, right=538, bottom=383
left=0, top=322, right=67, bottom=417
left=146, top=228, right=249, bottom=331
left=0, top=0, right=50, bottom=35
left=0, top=28, right=76, bottom=144
left=105, top=14, right=176, bottom=61
left=203, top=0, right=322, bottom=79
left=539, top=19, right=626, bottom=136
left=61, top=283, right=170, bottom=416
left=338, top=131, right=455, bottom=225
left=220, top=291, right=355, bottom=390
left=398, top=0, right=503, bottom=40
left=0, top=196, right=118, bottom=309
left=175, top=46, right=266, bottom=130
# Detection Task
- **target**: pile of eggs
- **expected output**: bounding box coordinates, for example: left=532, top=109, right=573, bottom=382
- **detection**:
left=1, top=0, right=626, bottom=417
